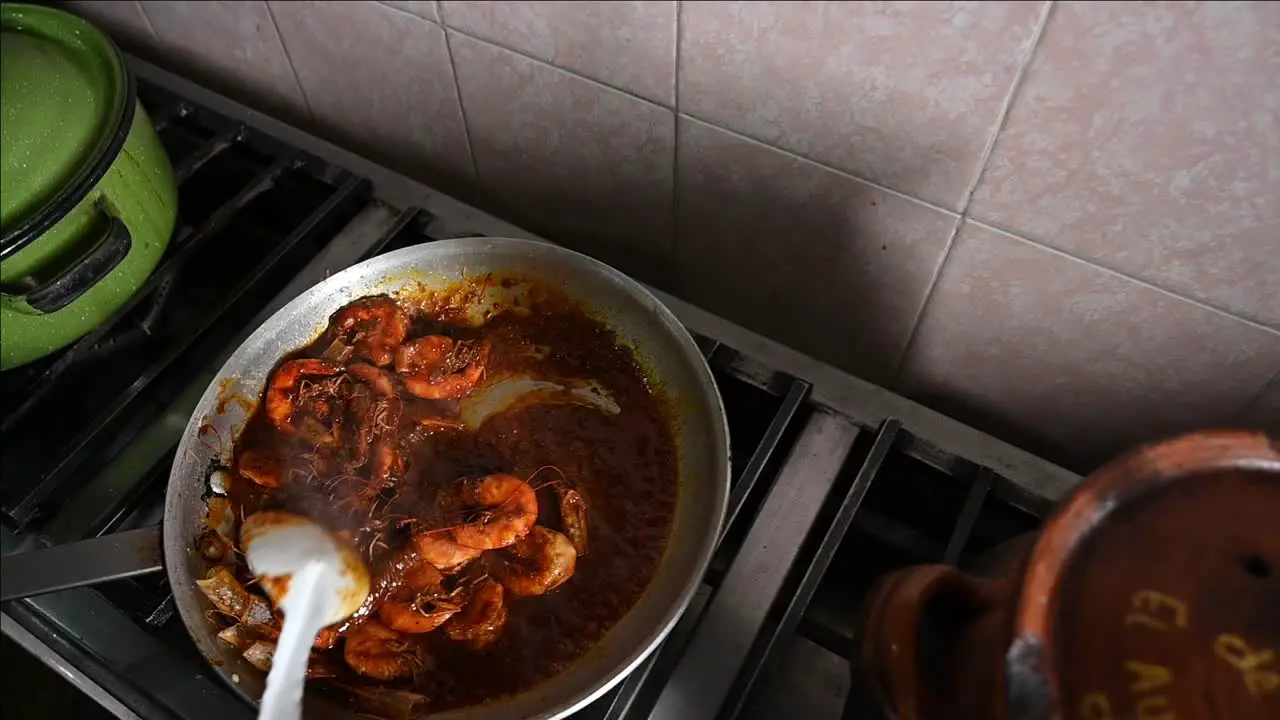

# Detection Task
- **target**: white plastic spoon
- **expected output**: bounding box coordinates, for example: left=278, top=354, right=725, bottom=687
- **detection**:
left=241, top=511, right=371, bottom=720
left=458, top=374, right=620, bottom=431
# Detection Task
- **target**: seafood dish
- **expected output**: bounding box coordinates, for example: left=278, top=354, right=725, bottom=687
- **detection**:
left=195, top=277, right=680, bottom=714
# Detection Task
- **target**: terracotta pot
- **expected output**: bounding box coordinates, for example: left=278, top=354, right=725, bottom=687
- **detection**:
left=854, top=430, right=1280, bottom=720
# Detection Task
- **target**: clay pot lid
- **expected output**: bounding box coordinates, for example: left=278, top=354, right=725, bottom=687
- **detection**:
left=1011, top=431, right=1280, bottom=720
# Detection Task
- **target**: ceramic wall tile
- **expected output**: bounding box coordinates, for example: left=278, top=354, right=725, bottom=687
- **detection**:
left=270, top=1, right=473, bottom=191
left=449, top=33, right=675, bottom=282
left=441, top=0, right=676, bottom=106
left=676, top=118, right=958, bottom=385
left=137, top=1, right=309, bottom=125
left=898, top=221, right=1280, bottom=472
left=970, top=1, right=1280, bottom=328
left=678, top=1, right=1046, bottom=210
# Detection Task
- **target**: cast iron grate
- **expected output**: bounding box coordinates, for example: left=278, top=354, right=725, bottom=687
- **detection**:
left=727, top=419, right=1052, bottom=720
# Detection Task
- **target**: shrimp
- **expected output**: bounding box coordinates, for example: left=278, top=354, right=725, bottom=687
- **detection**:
left=360, top=440, right=404, bottom=502
left=452, top=474, right=538, bottom=551
left=395, top=336, right=489, bottom=400
left=444, top=578, right=507, bottom=649
left=265, top=358, right=344, bottom=437
left=557, top=486, right=589, bottom=556
left=492, top=526, right=577, bottom=596
left=313, top=626, right=342, bottom=650
left=412, top=532, right=482, bottom=572
left=327, top=296, right=409, bottom=367
left=377, top=556, right=460, bottom=634
left=343, top=619, right=422, bottom=681
left=347, top=362, right=397, bottom=397
left=236, top=447, right=282, bottom=488
left=344, top=370, right=402, bottom=471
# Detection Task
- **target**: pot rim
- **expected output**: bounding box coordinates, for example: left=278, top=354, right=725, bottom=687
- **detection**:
left=0, top=3, right=137, bottom=261
left=1010, top=429, right=1280, bottom=714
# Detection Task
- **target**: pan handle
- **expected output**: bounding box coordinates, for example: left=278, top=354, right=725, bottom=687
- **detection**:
left=0, top=526, right=164, bottom=602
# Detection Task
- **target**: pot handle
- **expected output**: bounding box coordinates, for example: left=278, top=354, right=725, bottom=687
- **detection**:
left=0, top=525, right=164, bottom=602
left=22, top=212, right=134, bottom=314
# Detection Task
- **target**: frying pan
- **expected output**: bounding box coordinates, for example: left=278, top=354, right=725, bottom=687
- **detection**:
left=1, top=238, right=731, bottom=719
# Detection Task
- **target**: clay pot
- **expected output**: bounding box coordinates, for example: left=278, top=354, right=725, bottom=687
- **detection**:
left=853, top=430, right=1280, bottom=720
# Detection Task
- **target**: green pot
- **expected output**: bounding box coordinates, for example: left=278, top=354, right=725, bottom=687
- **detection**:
left=1, top=3, right=177, bottom=370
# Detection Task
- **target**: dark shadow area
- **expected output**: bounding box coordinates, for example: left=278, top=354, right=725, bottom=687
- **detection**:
left=0, top=635, right=116, bottom=720
left=901, top=390, right=1103, bottom=476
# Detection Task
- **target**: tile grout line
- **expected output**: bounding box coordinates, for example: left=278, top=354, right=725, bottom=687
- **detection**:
left=262, top=1, right=316, bottom=124
left=890, top=0, right=1058, bottom=387
left=670, top=1, right=683, bottom=284
left=676, top=115, right=960, bottom=218
left=131, top=0, right=160, bottom=43
left=425, top=12, right=962, bottom=218
left=958, top=0, right=1057, bottom=217
left=434, top=2, right=482, bottom=183
left=968, top=218, right=1280, bottom=335
left=375, top=0, right=439, bottom=25
left=441, top=23, right=676, bottom=109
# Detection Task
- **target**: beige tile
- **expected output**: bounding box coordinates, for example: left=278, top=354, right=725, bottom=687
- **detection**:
left=970, top=1, right=1280, bottom=328
left=137, top=1, right=308, bottom=125
left=378, top=1, right=437, bottom=23
left=1235, top=374, right=1279, bottom=435
left=449, top=33, right=675, bottom=282
left=62, top=1, right=156, bottom=51
left=441, top=0, right=676, bottom=106
left=898, top=222, right=1280, bottom=472
left=679, top=1, right=1045, bottom=210
left=676, top=118, right=958, bottom=385
left=270, top=1, right=473, bottom=191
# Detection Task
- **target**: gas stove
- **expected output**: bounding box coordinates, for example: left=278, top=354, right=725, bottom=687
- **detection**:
left=0, top=58, right=1081, bottom=720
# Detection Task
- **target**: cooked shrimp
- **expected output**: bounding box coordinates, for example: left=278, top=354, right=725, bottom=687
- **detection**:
left=347, top=362, right=397, bottom=397
left=236, top=447, right=282, bottom=488
left=360, top=440, right=404, bottom=501
left=265, top=358, right=344, bottom=436
left=328, top=296, right=409, bottom=367
left=412, top=532, right=482, bottom=572
left=492, top=526, right=577, bottom=596
left=557, top=486, right=589, bottom=556
left=444, top=578, right=507, bottom=649
left=452, top=474, right=538, bottom=550
left=395, top=336, right=489, bottom=400
left=343, top=619, right=422, bottom=681
left=345, top=395, right=402, bottom=472
left=313, top=625, right=341, bottom=650
left=377, top=556, right=460, bottom=634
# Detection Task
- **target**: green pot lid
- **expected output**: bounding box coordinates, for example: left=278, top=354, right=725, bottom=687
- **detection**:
left=1, top=3, right=127, bottom=233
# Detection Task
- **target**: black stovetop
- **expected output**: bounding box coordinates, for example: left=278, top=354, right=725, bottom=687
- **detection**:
left=0, top=74, right=1069, bottom=720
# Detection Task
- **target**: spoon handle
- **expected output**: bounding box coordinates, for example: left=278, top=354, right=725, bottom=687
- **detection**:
left=257, top=563, right=328, bottom=720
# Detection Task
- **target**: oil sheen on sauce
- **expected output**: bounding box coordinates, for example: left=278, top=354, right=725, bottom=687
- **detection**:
left=223, top=276, right=680, bottom=713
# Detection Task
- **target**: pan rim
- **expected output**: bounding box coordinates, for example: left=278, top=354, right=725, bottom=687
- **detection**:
left=165, top=237, right=731, bottom=719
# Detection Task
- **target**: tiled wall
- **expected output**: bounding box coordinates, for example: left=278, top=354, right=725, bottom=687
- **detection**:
left=66, top=0, right=1278, bottom=472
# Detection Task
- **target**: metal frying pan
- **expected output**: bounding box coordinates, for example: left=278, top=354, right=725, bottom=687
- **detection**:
left=2, top=238, right=731, bottom=719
